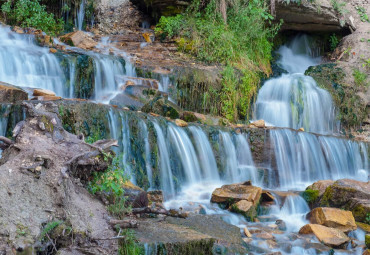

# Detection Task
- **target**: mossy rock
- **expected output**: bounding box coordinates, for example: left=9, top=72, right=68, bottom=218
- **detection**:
left=305, top=64, right=367, bottom=129
left=366, top=234, right=370, bottom=249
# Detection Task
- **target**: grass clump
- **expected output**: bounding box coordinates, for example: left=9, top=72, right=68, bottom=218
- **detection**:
left=1, top=0, right=64, bottom=35
left=155, top=0, right=281, bottom=122
left=353, top=69, right=369, bottom=87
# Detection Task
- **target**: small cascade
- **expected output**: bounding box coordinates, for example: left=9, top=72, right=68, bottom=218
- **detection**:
left=139, top=120, right=153, bottom=189
left=75, top=0, right=85, bottom=31
left=152, top=121, right=175, bottom=198
left=188, top=126, right=220, bottom=181
left=0, top=26, right=69, bottom=97
left=255, top=35, right=339, bottom=134
left=271, top=129, right=369, bottom=189
left=219, top=132, right=257, bottom=184
left=275, top=195, right=310, bottom=232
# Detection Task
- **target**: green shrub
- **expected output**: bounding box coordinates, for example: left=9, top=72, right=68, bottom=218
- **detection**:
left=88, top=155, right=131, bottom=219
left=353, top=69, right=368, bottom=87
left=1, top=0, right=64, bottom=35
left=155, top=0, right=281, bottom=121
left=329, top=34, right=339, bottom=51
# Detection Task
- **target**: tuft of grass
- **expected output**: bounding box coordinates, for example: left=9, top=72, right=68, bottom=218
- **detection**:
left=39, top=220, right=63, bottom=241
left=353, top=69, right=368, bottom=87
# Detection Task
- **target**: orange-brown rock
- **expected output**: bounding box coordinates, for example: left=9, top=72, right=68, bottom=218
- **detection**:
left=233, top=200, right=253, bottom=214
left=33, top=88, right=56, bottom=97
left=0, top=82, right=28, bottom=103
left=248, top=119, right=265, bottom=128
left=60, top=31, right=97, bottom=50
left=211, top=182, right=262, bottom=206
left=175, top=119, right=188, bottom=127
left=31, top=96, right=62, bottom=101
left=308, top=207, right=356, bottom=233
left=299, top=224, right=349, bottom=248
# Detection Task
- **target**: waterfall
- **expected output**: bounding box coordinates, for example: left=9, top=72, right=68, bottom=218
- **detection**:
left=0, top=25, right=68, bottom=97
left=271, top=129, right=369, bottom=189
left=188, top=126, right=220, bottom=181
left=255, top=35, right=339, bottom=134
left=153, top=121, right=175, bottom=198
left=76, top=0, right=85, bottom=31
left=140, top=120, right=153, bottom=189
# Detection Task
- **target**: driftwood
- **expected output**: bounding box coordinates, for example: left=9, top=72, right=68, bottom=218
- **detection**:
left=0, top=136, right=14, bottom=150
left=109, top=219, right=138, bottom=229
left=131, top=207, right=188, bottom=218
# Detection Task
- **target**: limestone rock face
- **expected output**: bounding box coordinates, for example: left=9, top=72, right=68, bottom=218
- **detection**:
left=60, top=31, right=97, bottom=50
left=211, top=182, right=262, bottom=206
left=275, top=0, right=347, bottom=32
left=0, top=82, right=28, bottom=103
left=307, top=207, right=357, bottom=233
left=299, top=224, right=349, bottom=248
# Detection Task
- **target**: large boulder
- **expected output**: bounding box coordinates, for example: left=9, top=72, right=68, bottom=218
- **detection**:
left=307, top=207, right=357, bottom=233
left=60, top=31, right=97, bottom=50
left=211, top=182, right=262, bottom=206
left=299, top=224, right=350, bottom=248
left=0, top=82, right=28, bottom=103
left=319, top=179, right=370, bottom=222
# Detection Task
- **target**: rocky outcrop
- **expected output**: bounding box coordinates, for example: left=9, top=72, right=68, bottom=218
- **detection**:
left=0, top=102, right=118, bottom=253
left=274, top=0, right=349, bottom=32
left=299, top=224, right=350, bottom=248
left=307, top=207, right=357, bottom=233
left=308, top=179, right=370, bottom=223
left=0, top=82, right=28, bottom=103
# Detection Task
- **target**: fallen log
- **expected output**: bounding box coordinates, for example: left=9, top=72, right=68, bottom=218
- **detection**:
left=0, top=136, right=14, bottom=149
left=109, top=219, right=138, bottom=229
left=131, top=207, right=188, bottom=218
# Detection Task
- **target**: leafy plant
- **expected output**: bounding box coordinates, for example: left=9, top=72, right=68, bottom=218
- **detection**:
left=88, top=155, right=131, bottom=219
left=355, top=6, right=370, bottom=22
left=366, top=213, right=370, bottom=224
left=329, top=34, right=339, bottom=51
left=353, top=69, right=368, bottom=87
left=1, top=0, right=64, bottom=35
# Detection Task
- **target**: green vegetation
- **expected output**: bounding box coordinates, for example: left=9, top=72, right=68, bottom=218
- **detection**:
left=155, top=0, right=280, bottom=121
left=330, top=0, right=348, bottom=16
left=366, top=213, right=370, bottom=224
left=355, top=6, right=370, bottom=23
left=329, top=34, right=339, bottom=51
left=118, top=229, right=144, bottom=255
left=353, top=69, right=368, bottom=87
left=39, top=220, right=63, bottom=241
left=1, top=0, right=64, bottom=35
left=302, top=189, right=319, bottom=206
left=89, top=155, right=131, bottom=219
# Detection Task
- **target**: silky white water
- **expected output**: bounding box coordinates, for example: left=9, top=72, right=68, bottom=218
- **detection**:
left=75, top=0, right=85, bottom=31
left=255, top=35, right=339, bottom=134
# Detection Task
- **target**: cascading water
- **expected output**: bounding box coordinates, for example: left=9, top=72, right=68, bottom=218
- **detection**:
left=0, top=26, right=69, bottom=97
left=75, top=0, right=85, bottom=31
left=255, top=35, right=339, bottom=134
left=271, top=128, right=369, bottom=189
